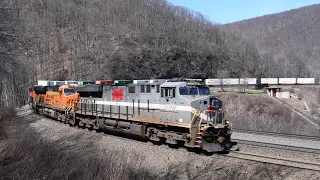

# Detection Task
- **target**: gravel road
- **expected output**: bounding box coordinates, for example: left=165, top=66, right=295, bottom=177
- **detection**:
left=18, top=106, right=320, bottom=179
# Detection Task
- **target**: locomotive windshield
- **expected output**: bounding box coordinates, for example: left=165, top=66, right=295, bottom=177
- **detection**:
left=64, top=88, right=76, bottom=95
left=179, top=86, right=210, bottom=95
left=199, top=87, right=210, bottom=95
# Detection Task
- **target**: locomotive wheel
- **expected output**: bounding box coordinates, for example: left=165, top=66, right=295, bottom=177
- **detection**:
left=81, top=123, right=86, bottom=129
left=168, top=144, right=179, bottom=149
left=69, top=120, right=75, bottom=127
left=86, top=124, right=93, bottom=131
left=217, top=150, right=230, bottom=154
left=186, top=147, right=201, bottom=154
left=78, top=121, right=84, bottom=128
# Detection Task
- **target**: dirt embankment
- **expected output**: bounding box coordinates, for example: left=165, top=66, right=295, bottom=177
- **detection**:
left=217, top=94, right=320, bottom=136
left=297, top=87, right=320, bottom=119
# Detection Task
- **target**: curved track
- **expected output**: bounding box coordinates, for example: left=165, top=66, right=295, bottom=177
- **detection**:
left=227, top=151, right=320, bottom=171
left=233, top=128, right=320, bottom=141
left=230, top=128, right=320, bottom=171
left=236, top=139, right=320, bottom=155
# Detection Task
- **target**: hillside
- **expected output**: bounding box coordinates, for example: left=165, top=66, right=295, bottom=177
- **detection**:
left=19, top=0, right=260, bottom=81
left=224, top=4, right=320, bottom=79
left=217, top=93, right=319, bottom=136
left=1, top=0, right=261, bottom=107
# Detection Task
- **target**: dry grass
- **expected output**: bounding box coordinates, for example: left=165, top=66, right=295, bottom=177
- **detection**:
left=0, top=108, right=16, bottom=140
left=0, top=111, right=156, bottom=180
left=297, top=87, right=320, bottom=118
left=217, top=94, right=320, bottom=136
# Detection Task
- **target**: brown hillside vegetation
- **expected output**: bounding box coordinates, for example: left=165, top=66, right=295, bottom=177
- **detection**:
left=0, top=2, right=29, bottom=108
left=217, top=93, right=320, bottom=136
left=224, top=4, right=320, bottom=78
left=19, top=0, right=260, bottom=81
left=1, top=0, right=261, bottom=107
left=297, top=87, right=320, bottom=119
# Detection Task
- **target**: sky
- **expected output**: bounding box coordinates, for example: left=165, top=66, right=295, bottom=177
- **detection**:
left=166, top=0, right=320, bottom=24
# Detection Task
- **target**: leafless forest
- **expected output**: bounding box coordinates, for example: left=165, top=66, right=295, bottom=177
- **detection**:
left=225, top=4, right=320, bottom=78
left=2, top=0, right=319, bottom=109
left=2, top=0, right=320, bottom=108
left=1, top=0, right=262, bottom=108
left=1, top=1, right=320, bottom=179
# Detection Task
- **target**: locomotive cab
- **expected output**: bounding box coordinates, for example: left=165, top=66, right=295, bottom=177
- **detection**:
left=161, top=79, right=234, bottom=152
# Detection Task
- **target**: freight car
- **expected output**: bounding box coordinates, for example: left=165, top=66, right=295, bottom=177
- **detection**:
left=29, top=79, right=236, bottom=153
left=205, top=78, right=316, bottom=87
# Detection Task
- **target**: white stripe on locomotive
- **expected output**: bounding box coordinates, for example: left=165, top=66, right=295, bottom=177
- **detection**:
left=84, top=100, right=210, bottom=120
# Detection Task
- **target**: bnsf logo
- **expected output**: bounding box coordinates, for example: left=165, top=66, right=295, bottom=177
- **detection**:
left=112, top=88, right=123, bottom=100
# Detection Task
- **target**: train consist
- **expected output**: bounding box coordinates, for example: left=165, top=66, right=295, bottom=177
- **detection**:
left=29, top=79, right=236, bottom=153
left=205, top=78, right=315, bottom=86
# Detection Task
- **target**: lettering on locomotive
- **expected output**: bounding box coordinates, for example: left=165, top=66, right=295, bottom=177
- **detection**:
left=164, top=104, right=177, bottom=112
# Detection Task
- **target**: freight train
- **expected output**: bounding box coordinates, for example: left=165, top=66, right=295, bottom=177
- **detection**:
left=29, top=79, right=237, bottom=153
left=205, top=78, right=316, bottom=87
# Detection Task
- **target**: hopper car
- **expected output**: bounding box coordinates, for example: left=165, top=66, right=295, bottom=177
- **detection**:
left=29, top=79, right=236, bottom=153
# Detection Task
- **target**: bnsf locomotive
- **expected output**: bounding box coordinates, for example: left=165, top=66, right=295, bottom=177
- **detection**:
left=29, top=79, right=236, bottom=153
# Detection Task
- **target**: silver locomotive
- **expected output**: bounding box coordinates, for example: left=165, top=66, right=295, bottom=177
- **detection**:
left=74, top=79, right=235, bottom=153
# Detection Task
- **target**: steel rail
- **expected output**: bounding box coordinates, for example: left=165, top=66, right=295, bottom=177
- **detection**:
left=235, top=139, right=320, bottom=155
left=233, top=128, right=320, bottom=141
left=228, top=151, right=320, bottom=171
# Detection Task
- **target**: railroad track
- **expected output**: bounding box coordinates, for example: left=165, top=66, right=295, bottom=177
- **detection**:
left=233, top=128, right=320, bottom=141
left=22, top=107, right=320, bottom=171
left=34, top=116, right=320, bottom=172
left=235, top=139, right=320, bottom=155
left=229, top=131, right=320, bottom=171
left=227, top=151, right=320, bottom=171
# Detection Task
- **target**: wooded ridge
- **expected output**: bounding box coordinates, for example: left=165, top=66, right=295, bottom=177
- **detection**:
left=1, top=0, right=319, bottom=107
left=224, top=4, right=320, bottom=78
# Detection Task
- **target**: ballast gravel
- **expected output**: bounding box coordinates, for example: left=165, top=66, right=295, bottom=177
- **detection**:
left=19, top=106, right=320, bottom=179
left=232, top=132, right=320, bottom=149
left=238, top=143, right=320, bottom=165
